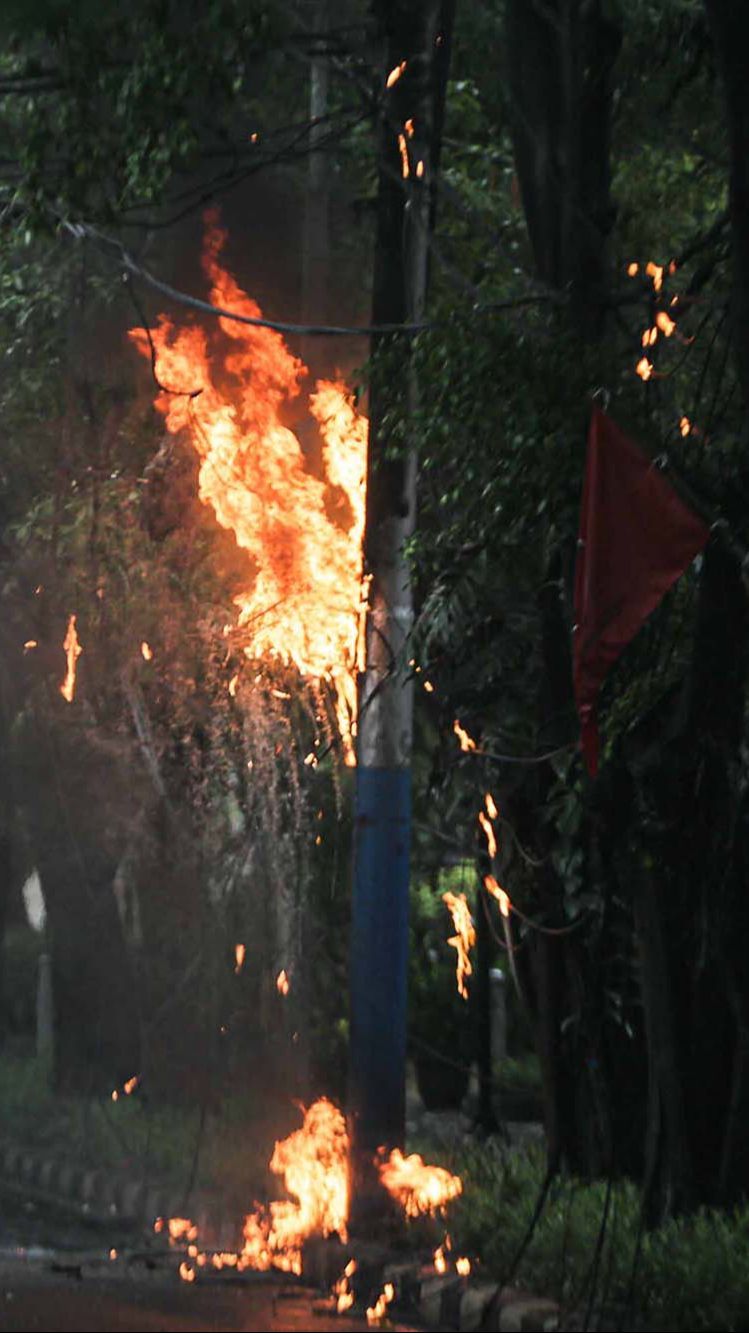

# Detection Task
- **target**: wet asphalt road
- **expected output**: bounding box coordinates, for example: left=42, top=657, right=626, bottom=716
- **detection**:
left=0, top=1189, right=419, bottom=1332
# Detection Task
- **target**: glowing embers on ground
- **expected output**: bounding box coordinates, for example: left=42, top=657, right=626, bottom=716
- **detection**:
left=240, top=1097, right=349, bottom=1275
left=128, top=212, right=367, bottom=764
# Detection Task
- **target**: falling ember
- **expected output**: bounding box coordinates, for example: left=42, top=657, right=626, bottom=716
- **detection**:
left=377, top=1148, right=462, bottom=1217
left=636, top=357, right=654, bottom=382
left=276, top=968, right=290, bottom=995
left=141, top=641, right=153, bottom=661
left=386, top=60, right=407, bottom=88
left=485, top=791, right=498, bottom=821
left=109, top=1249, right=117, bottom=1261
left=478, top=810, right=497, bottom=860
left=398, top=131, right=410, bottom=178
left=59, top=614, right=82, bottom=703
left=442, top=891, right=475, bottom=1000
left=416, top=159, right=425, bottom=178
left=123, top=1075, right=139, bottom=1095
left=656, top=311, right=676, bottom=337
left=23, top=639, right=37, bottom=651
left=367, top=1283, right=395, bottom=1325
left=241, top=1098, right=349, bottom=1275
left=641, top=327, right=658, bottom=348
left=235, top=943, right=246, bottom=974
left=179, top=1263, right=196, bottom=1284
left=679, top=415, right=692, bottom=437
left=129, top=213, right=367, bottom=766
left=453, top=719, right=477, bottom=752
left=250, top=132, right=259, bottom=143
left=423, top=679, right=435, bottom=693
left=433, top=1246, right=447, bottom=1274
left=627, top=262, right=639, bottom=277
left=484, top=873, right=511, bottom=918
left=404, top=117, right=414, bottom=138
left=228, top=673, right=239, bottom=697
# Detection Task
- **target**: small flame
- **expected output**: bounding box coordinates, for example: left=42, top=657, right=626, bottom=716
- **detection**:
left=423, top=679, right=435, bottom=693
left=453, top=720, right=477, bottom=752
left=168, top=1218, right=199, bottom=1244
left=366, top=1283, right=395, bottom=1325
left=478, top=810, right=497, bottom=860
left=456, top=1256, right=471, bottom=1276
left=386, top=60, right=407, bottom=88
left=111, top=1090, right=118, bottom=1102
left=59, top=614, right=82, bottom=703
left=484, top=873, right=511, bottom=918
left=228, top=673, right=239, bottom=697
left=235, top=943, right=246, bottom=974
left=123, top=1075, right=139, bottom=1095
left=404, top=117, right=414, bottom=138
left=627, top=261, right=639, bottom=277
left=641, top=327, right=658, bottom=348
left=656, top=311, right=676, bottom=337
left=416, top=159, right=425, bottom=178
left=23, top=639, right=37, bottom=651
left=679, top=415, right=692, bottom=437
left=443, top=892, right=475, bottom=999
left=434, top=1245, right=447, bottom=1274
left=398, top=132, right=410, bottom=179
left=179, top=1262, right=196, bottom=1283
left=636, top=357, right=654, bottom=381
left=109, top=1248, right=117, bottom=1261
left=304, top=752, right=318, bottom=767
left=141, top=641, right=153, bottom=661
left=646, top=261, right=664, bottom=292
left=250, top=131, right=259, bottom=143
left=334, top=1259, right=357, bottom=1314
left=485, top=791, right=498, bottom=821
left=377, top=1148, right=462, bottom=1217
left=276, top=968, right=290, bottom=995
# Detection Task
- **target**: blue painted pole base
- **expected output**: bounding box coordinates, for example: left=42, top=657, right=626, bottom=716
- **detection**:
left=349, top=766, right=411, bottom=1159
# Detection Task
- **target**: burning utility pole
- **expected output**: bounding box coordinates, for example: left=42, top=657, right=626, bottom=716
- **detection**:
left=349, top=0, right=455, bottom=1209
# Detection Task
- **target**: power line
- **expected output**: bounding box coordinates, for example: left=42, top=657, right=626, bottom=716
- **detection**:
left=61, top=217, right=556, bottom=338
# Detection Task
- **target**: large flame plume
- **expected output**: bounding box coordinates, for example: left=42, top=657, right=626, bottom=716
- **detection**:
left=129, top=212, right=367, bottom=761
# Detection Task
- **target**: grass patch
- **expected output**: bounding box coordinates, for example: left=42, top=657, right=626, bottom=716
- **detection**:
left=406, top=1130, right=749, bottom=1333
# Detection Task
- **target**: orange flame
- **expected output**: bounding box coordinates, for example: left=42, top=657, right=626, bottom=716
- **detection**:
left=484, top=873, right=511, bottom=918
left=434, top=1245, right=447, bottom=1274
left=377, top=1149, right=462, bottom=1217
left=367, top=1282, right=395, bottom=1325
left=123, top=1075, right=139, bottom=1096
left=179, top=1262, right=196, bottom=1283
left=656, top=311, right=676, bottom=337
left=276, top=968, right=290, bottom=995
left=240, top=1098, right=349, bottom=1275
left=442, top=891, right=475, bottom=1000
left=334, top=1259, right=356, bottom=1314
left=404, top=117, right=414, bottom=138
left=235, top=943, right=246, bottom=974
left=60, top=614, right=82, bottom=702
left=627, top=261, right=639, bottom=277
left=636, top=357, right=654, bottom=382
left=416, top=159, right=425, bottom=179
left=679, top=415, right=692, bottom=437
left=456, top=1256, right=471, bottom=1276
left=485, top=791, right=498, bottom=821
left=646, top=261, right=664, bottom=292
left=398, top=131, right=410, bottom=179
left=141, top=641, right=153, bottom=661
left=23, top=639, right=37, bottom=651
left=129, top=213, right=367, bottom=765
left=386, top=60, right=407, bottom=88
left=453, top=719, right=477, bottom=752
left=478, top=810, right=497, bottom=860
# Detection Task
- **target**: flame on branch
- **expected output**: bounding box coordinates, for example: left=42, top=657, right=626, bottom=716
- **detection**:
left=129, top=213, right=367, bottom=762
left=442, top=891, right=475, bottom=999
left=60, top=614, right=82, bottom=702
left=377, top=1148, right=462, bottom=1217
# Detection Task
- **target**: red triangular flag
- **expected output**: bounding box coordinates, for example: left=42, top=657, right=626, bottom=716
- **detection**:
left=573, top=406, right=710, bottom=775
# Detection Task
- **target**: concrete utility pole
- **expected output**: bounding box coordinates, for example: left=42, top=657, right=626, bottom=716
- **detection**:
left=349, top=0, right=455, bottom=1202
